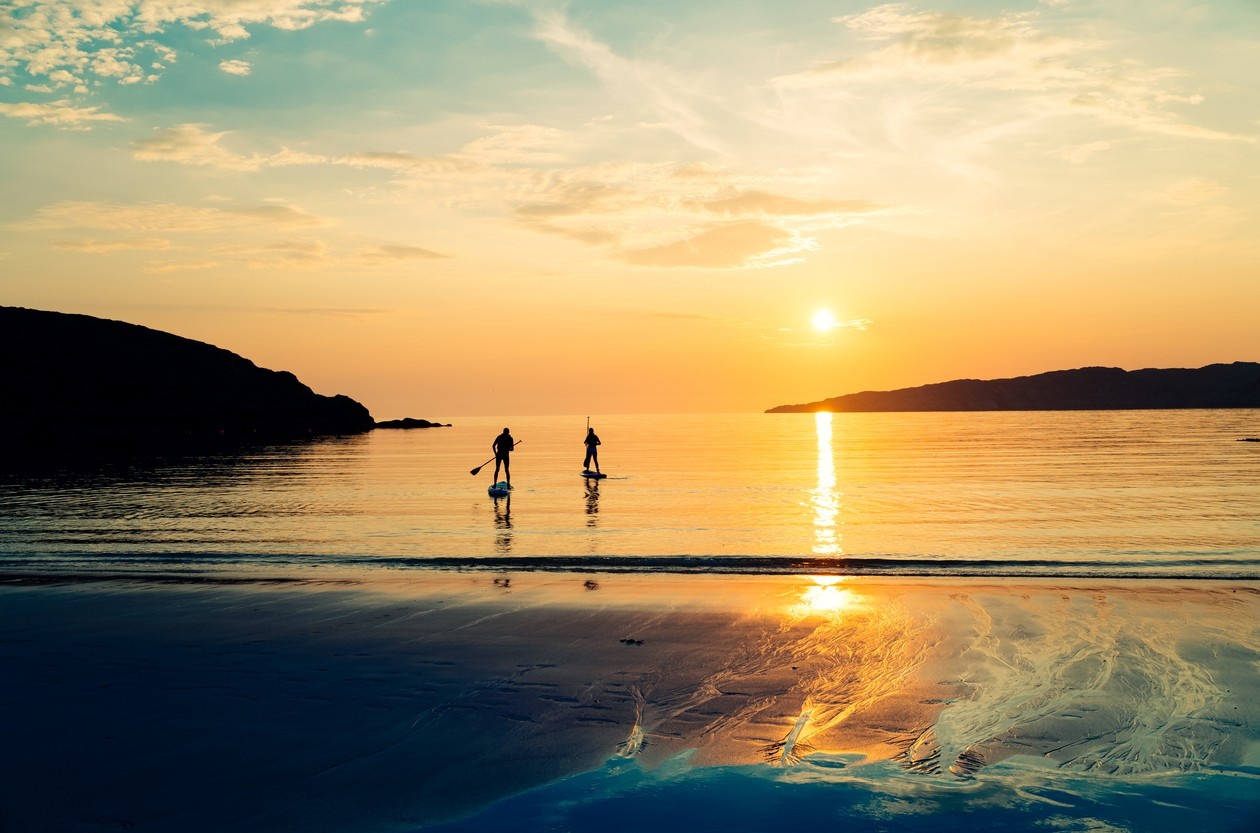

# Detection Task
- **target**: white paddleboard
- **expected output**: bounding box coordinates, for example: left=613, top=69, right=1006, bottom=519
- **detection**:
left=488, top=481, right=512, bottom=497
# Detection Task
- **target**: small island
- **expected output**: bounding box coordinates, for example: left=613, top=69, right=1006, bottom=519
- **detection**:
left=375, top=418, right=451, bottom=429
left=2, top=306, right=376, bottom=450
left=768, top=363, right=1260, bottom=413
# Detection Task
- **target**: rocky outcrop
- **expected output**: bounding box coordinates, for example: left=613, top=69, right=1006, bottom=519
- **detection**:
left=2, top=306, right=375, bottom=450
left=768, top=363, right=1260, bottom=413
left=375, top=418, right=451, bottom=429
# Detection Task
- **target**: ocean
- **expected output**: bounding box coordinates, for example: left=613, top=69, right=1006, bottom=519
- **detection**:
left=2, top=411, right=1258, bottom=832
left=4, top=410, right=1259, bottom=580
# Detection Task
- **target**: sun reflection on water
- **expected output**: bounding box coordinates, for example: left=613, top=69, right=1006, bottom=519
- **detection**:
left=811, top=411, right=841, bottom=555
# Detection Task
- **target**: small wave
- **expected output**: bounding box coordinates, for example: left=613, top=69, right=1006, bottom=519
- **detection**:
left=3, top=552, right=1259, bottom=582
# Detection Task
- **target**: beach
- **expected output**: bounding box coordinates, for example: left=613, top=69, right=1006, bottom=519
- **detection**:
left=4, top=572, right=1257, bottom=832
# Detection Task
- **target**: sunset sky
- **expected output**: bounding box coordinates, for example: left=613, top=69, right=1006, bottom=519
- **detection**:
left=2, top=1, right=1257, bottom=417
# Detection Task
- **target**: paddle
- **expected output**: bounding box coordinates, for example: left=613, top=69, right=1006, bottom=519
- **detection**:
left=470, top=440, right=522, bottom=476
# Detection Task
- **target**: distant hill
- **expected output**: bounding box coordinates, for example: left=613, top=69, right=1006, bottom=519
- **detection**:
left=767, top=363, right=1260, bottom=413
left=1, top=306, right=375, bottom=450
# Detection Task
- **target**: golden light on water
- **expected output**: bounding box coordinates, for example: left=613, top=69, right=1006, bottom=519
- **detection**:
left=786, top=572, right=856, bottom=617
left=794, top=575, right=857, bottom=616
left=812, top=411, right=841, bottom=555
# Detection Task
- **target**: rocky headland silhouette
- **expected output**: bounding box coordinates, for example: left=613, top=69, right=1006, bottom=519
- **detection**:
left=3, top=306, right=376, bottom=451
left=768, top=363, right=1260, bottom=413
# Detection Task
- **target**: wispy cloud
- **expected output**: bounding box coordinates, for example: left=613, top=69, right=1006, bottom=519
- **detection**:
left=1050, top=140, right=1112, bottom=164
left=351, top=243, right=447, bottom=263
left=145, top=260, right=220, bottom=274
left=128, top=122, right=881, bottom=269
left=695, top=191, right=880, bottom=218
left=461, top=124, right=570, bottom=165
left=0, top=100, right=125, bottom=130
left=772, top=3, right=1252, bottom=145
left=527, top=6, right=730, bottom=156
left=266, top=307, right=391, bottom=318
left=16, top=200, right=327, bottom=233
left=203, top=238, right=447, bottom=270
left=130, top=124, right=266, bottom=171
left=52, top=237, right=173, bottom=253
left=1162, top=178, right=1226, bottom=206
left=622, top=220, right=792, bottom=269
left=814, top=5, right=1060, bottom=78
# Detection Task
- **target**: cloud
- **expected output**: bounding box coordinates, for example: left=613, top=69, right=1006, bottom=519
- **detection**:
left=218, top=60, right=252, bottom=76
left=1050, top=140, right=1112, bottom=164
left=52, top=237, right=172, bottom=253
left=527, top=7, right=730, bottom=156
left=130, top=124, right=265, bottom=171
left=696, top=190, right=880, bottom=218
left=17, top=200, right=327, bottom=233
left=267, top=307, right=391, bottom=318
left=784, top=4, right=1078, bottom=82
left=123, top=121, right=877, bottom=270
left=460, top=124, right=570, bottom=165
left=2, top=1, right=385, bottom=88
left=19, top=194, right=448, bottom=272
left=648, top=311, right=716, bottom=321
left=820, top=317, right=874, bottom=332
left=513, top=182, right=624, bottom=220
left=1162, top=178, right=1226, bottom=206
left=0, top=99, right=126, bottom=130
left=209, top=238, right=448, bottom=269
left=508, top=163, right=874, bottom=267
left=145, top=260, right=220, bottom=273
left=772, top=4, right=1251, bottom=144
left=214, top=238, right=332, bottom=268
left=622, top=221, right=793, bottom=269
left=350, top=244, right=447, bottom=263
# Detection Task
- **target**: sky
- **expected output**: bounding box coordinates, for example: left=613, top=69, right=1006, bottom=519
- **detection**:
left=2, top=0, right=1257, bottom=417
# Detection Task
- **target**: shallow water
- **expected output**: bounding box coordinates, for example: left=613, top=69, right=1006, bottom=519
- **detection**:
left=3, top=411, right=1259, bottom=580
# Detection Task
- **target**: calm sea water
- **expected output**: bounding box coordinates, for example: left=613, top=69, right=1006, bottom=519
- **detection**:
left=3, top=411, right=1259, bottom=580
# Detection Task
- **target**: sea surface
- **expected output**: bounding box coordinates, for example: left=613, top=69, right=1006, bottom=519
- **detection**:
left=3, top=410, right=1259, bottom=581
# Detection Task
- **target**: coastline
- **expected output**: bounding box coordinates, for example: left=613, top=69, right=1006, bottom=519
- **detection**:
left=3, top=572, right=1257, bottom=831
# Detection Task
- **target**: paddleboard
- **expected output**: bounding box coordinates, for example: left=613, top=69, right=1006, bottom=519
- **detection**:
left=488, top=481, right=512, bottom=497
left=581, top=471, right=607, bottom=479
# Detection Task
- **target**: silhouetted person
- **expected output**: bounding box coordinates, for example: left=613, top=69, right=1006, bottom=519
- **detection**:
left=492, top=427, right=515, bottom=485
left=583, top=427, right=602, bottom=474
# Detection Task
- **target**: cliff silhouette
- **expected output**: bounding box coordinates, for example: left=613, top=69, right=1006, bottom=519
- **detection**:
left=2, top=306, right=375, bottom=450
left=767, top=363, right=1260, bottom=413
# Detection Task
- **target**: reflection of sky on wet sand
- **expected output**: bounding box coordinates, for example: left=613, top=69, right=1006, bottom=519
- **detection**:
left=363, top=572, right=1257, bottom=781
left=7, top=575, right=1258, bottom=831
left=618, top=577, right=1252, bottom=780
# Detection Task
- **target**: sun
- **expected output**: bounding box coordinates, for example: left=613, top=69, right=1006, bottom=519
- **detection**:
left=812, top=309, right=837, bottom=331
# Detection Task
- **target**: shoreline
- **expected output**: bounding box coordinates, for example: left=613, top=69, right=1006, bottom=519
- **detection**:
left=4, top=552, right=1258, bottom=585
left=3, top=573, right=1258, bottom=831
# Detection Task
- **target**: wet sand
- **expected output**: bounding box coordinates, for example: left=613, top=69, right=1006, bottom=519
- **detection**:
left=2, top=573, right=1258, bottom=831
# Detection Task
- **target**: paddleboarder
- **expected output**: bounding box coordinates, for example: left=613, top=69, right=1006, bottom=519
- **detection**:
left=492, top=427, right=515, bottom=485
left=583, top=426, right=602, bottom=475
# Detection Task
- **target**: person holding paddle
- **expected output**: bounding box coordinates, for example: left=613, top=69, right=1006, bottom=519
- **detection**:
left=492, top=427, right=516, bottom=485
left=583, top=426, right=602, bottom=475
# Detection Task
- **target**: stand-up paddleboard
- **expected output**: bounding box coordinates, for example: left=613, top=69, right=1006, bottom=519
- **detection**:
left=488, top=481, right=512, bottom=497
left=581, top=470, right=607, bottom=479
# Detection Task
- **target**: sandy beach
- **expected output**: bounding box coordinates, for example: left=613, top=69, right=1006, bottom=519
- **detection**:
left=2, top=572, right=1257, bottom=832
